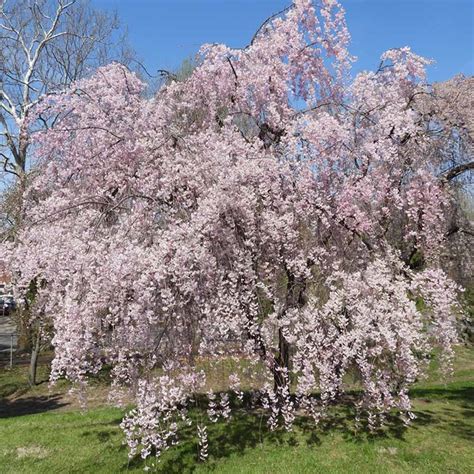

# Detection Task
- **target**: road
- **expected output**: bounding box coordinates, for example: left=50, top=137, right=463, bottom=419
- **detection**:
left=0, top=316, right=17, bottom=361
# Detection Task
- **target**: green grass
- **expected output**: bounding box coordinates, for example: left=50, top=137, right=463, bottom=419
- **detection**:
left=0, top=347, right=473, bottom=473
left=0, top=364, right=52, bottom=399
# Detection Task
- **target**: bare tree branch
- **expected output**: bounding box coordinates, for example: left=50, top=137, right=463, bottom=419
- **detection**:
left=442, top=161, right=474, bottom=181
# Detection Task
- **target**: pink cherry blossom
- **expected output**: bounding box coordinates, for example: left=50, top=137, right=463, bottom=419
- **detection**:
left=3, top=0, right=462, bottom=461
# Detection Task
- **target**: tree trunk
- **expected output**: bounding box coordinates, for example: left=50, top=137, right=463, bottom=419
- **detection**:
left=274, top=328, right=290, bottom=390
left=16, top=309, right=33, bottom=352
left=28, top=327, right=41, bottom=386
left=273, top=269, right=306, bottom=390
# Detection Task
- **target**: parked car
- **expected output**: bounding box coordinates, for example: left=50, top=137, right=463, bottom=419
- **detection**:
left=0, top=295, right=15, bottom=316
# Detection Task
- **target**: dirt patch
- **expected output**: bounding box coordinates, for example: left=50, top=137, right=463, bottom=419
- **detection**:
left=16, top=445, right=49, bottom=459
left=377, top=446, right=398, bottom=455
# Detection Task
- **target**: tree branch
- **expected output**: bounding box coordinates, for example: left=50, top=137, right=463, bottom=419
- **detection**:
left=249, top=5, right=293, bottom=46
left=442, top=161, right=474, bottom=181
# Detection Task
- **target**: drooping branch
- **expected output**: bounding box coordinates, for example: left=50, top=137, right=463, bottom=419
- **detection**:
left=249, top=4, right=293, bottom=46
left=442, top=161, right=474, bottom=181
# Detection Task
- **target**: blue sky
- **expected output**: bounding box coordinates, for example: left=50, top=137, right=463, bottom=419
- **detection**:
left=92, top=0, right=473, bottom=83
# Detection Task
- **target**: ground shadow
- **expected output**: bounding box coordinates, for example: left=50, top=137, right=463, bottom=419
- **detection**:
left=124, top=409, right=275, bottom=473
left=410, top=385, right=474, bottom=404
left=120, top=383, right=473, bottom=473
left=0, top=393, right=69, bottom=418
left=80, top=418, right=125, bottom=444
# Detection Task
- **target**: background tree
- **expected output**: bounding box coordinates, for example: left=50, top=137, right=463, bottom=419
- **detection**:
left=0, top=0, right=133, bottom=190
left=0, top=0, right=134, bottom=385
left=414, top=75, right=473, bottom=339
left=422, top=75, right=473, bottom=183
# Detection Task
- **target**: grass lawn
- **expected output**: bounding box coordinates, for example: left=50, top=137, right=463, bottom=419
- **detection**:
left=0, top=347, right=473, bottom=473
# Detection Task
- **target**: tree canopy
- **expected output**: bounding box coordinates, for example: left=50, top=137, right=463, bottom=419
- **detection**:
left=4, top=0, right=466, bottom=463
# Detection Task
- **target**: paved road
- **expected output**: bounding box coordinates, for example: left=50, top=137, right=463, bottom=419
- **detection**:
left=0, top=316, right=17, bottom=356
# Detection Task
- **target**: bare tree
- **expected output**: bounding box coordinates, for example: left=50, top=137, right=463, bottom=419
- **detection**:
left=0, top=0, right=133, bottom=182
